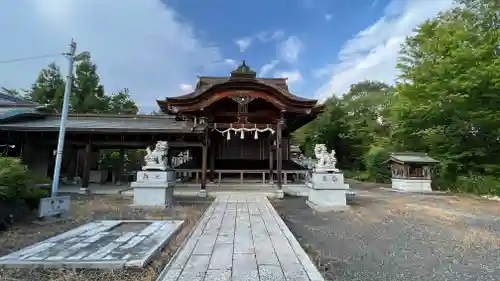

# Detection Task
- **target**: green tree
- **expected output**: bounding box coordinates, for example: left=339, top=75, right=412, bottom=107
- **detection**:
left=70, top=56, right=109, bottom=113
left=294, top=81, right=394, bottom=170
left=341, top=81, right=394, bottom=168
left=393, top=0, right=500, bottom=180
left=149, top=110, right=164, bottom=115
left=26, top=63, right=65, bottom=111
left=107, top=88, right=139, bottom=114
left=0, top=87, right=22, bottom=98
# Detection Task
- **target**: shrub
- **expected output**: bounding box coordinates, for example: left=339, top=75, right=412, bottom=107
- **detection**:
left=454, top=175, right=500, bottom=195
left=0, top=157, right=32, bottom=201
left=342, top=169, right=359, bottom=179
left=23, top=187, right=50, bottom=211
left=353, top=171, right=371, bottom=182
left=363, top=146, right=391, bottom=183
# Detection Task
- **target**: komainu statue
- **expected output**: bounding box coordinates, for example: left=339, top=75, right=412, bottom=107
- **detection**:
left=313, top=144, right=339, bottom=171
left=143, top=141, right=169, bottom=170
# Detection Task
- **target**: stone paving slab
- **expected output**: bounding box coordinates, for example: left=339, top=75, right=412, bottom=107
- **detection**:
left=157, top=195, right=324, bottom=281
left=0, top=220, right=184, bottom=269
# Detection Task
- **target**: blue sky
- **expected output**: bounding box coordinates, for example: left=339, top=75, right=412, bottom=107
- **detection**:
left=0, top=0, right=455, bottom=113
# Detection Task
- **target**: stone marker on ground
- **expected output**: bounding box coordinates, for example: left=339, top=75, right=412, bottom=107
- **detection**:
left=38, top=195, right=71, bottom=218
left=0, top=220, right=183, bottom=269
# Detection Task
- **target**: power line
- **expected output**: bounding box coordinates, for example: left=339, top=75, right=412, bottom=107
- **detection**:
left=0, top=53, right=62, bottom=64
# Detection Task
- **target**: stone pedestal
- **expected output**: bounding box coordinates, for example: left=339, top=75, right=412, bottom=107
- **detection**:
left=131, top=170, right=175, bottom=207
left=391, top=178, right=432, bottom=192
left=307, top=170, right=350, bottom=212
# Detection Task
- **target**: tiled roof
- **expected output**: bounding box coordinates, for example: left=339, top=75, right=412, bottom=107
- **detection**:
left=168, top=76, right=316, bottom=103
left=0, top=107, right=43, bottom=122
left=0, top=93, right=38, bottom=105
left=389, top=152, right=439, bottom=164
left=0, top=114, right=202, bottom=133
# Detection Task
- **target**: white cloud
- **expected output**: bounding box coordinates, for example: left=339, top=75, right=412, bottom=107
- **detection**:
left=235, top=37, right=253, bottom=52
left=276, top=70, right=303, bottom=84
left=314, top=0, right=455, bottom=101
left=325, top=14, right=332, bottom=21
left=236, top=30, right=284, bottom=52
left=180, top=83, right=193, bottom=92
left=259, top=60, right=279, bottom=77
left=224, top=58, right=237, bottom=66
left=278, top=36, right=303, bottom=64
left=256, top=30, right=285, bottom=42
left=0, top=0, right=224, bottom=112
left=270, top=30, right=285, bottom=41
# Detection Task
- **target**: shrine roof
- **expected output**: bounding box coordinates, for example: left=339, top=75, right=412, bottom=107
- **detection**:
left=389, top=152, right=439, bottom=164
left=160, top=61, right=319, bottom=109
left=0, top=93, right=38, bottom=106
left=0, top=94, right=47, bottom=122
left=0, top=114, right=203, bottom=133
left=166, top=76, right=317, bottom=103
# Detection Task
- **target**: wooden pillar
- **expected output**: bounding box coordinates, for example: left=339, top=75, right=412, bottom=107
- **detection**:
left=201, top=127, right=208, bottom=191
left=276, top=117, right=284, bottom=189
left=269, top=137, right=273, bottom=184
left=167, top=149, right=173, bottom=167
left=81, top=139, right=92, bottom=193
left=116, top=148, right=125, bottom=185
left=209, top=132, right=215, bottom=182
left=67, top=146, right=77, bottom=181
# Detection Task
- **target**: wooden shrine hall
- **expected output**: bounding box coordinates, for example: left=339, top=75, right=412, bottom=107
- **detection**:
left=157, top=61, right=323, bottom=190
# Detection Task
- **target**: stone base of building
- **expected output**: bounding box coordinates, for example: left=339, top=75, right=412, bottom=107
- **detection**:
left=307, top=171, right=350, bottom=212
left=391, top=178, right=432, bottom=192
left=198, top=189, right=207, bottom=198
left=274, top=189, right=284, bottom=199
left=78, top=187, right=90, bottom=195
left=131, top=170, right=175, bottom=207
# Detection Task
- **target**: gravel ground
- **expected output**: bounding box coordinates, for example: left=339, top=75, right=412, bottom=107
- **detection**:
left=0, top=194, right=212, bottom=281
left=273, top=184, right=500, bottom=281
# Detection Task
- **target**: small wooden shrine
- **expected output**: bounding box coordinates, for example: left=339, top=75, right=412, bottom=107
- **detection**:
left=388, top=152, right=439, bottom=192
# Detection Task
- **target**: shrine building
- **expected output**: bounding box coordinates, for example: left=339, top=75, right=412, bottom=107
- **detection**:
left=0, top=61, right=323, bottom=194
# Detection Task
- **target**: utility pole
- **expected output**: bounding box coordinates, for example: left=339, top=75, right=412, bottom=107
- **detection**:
left=51, top=39, right=77, bottom=197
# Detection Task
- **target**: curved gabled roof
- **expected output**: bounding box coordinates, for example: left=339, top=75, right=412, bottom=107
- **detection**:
left=0, top=93, right=38, bottom=105
left=167, top=76, right=317, bottom=104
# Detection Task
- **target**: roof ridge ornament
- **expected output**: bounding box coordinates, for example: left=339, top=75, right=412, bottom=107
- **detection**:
left=231, top=60, right=256, bottom=79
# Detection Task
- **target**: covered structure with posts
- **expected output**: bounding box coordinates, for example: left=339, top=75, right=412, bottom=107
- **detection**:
left=0, top=61, right=322, bottom=196
left=389, top=152, right=439, bottom=192
left=157, top=61, right=322, bottom=195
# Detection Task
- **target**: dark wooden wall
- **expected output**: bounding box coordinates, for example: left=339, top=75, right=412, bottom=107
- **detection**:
left=213, top=133, right=289, bottom=160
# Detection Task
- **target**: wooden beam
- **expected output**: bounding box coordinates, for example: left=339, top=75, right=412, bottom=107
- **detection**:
left=36, top=140, right=203, bottom=148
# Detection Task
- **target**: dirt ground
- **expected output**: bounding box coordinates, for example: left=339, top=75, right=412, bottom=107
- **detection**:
left=0, top=194, right=211, bottom=281
left=273, top=183, right=500, bottom=281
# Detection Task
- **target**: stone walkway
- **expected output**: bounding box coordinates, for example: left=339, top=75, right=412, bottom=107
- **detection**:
left=157, top=195, right=324, bottom=281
